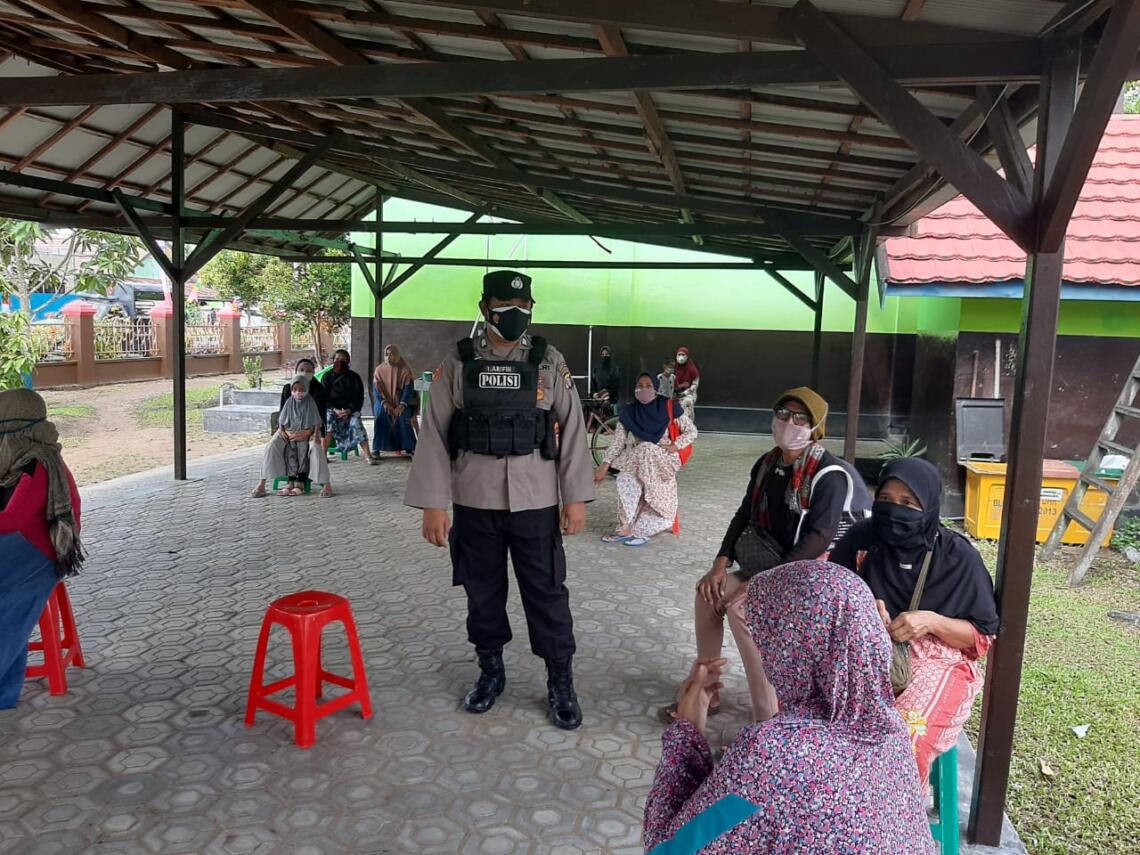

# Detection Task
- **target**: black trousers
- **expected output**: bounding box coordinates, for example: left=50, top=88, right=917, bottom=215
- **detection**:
left=449, top=504, right=576, bottom=662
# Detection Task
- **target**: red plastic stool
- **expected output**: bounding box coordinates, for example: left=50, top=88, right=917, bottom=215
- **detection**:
left=245, top=590, right=372, bottom=748
left=26, top=582, right=85, bottom=695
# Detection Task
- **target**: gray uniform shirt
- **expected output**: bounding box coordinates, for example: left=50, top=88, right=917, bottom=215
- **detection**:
left=404, top=334, right=596, bottom=512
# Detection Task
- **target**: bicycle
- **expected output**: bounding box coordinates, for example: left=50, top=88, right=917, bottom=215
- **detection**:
left=581, top=396, right=620, bottom=466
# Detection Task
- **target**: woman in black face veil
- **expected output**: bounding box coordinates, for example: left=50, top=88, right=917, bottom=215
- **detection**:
left=830, top=457, right=999, bottom=786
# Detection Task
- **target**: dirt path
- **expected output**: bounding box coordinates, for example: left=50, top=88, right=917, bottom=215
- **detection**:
left=40, top=370, right=293, bottom=486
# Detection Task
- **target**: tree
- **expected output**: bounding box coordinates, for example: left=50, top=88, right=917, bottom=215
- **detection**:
left=0, top=310, right=40, bottom=390
left=195, top=249, right=270, bottom=307
left=260, top=254, right=351, bottom=367
left=1125, top=80, right=1140, bottom=114
left=0, top=219, right=143, bottom=325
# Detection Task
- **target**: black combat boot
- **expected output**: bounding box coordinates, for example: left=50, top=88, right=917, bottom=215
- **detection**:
left=546, top=658, right=582, bottom=730
left=463, top=648, right=505, bottom=714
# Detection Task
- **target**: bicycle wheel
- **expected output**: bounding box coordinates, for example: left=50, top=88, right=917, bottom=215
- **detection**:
left=590, top=416, right=620, bottom=466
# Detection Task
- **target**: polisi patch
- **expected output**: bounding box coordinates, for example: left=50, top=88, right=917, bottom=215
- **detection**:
left=479, top=370, right=522, bottom=390
left=511, top=276, right=524, bottom=290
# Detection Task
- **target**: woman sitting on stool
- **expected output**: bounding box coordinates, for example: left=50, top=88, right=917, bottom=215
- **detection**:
left=594, top=373, right=696, bottom=547
left=831, top=457, right=998, bottom=786
left=0, top=389, right=84, bottom=709
left=250, top=375, right=332, bottom=498
left=371, top=344, right=417, bottom=458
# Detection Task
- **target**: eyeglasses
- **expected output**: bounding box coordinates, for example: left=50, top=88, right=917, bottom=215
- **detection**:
left=774, top=406, right=812, bottom=427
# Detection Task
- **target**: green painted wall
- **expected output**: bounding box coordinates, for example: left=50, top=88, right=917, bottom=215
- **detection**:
left=352, top=199, right=907, bottom=334
left=352, top=199, right=1140, bottom=339
left=958, top=297, right=1140, bottom=337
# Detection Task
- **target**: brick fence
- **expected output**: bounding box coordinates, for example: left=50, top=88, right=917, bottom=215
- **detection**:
left=32, top=302, right=309, bottom=389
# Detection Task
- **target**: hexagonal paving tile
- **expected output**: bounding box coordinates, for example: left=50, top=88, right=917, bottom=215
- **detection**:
left=0, top=436, right=1005, bottom=853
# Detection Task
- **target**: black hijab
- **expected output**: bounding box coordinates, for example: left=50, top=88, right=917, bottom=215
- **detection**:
left=861, top=458, right=999, bottom=635
left=618, top=373, right=674, bottom=443
left=593, top=350, right=621, bottom=393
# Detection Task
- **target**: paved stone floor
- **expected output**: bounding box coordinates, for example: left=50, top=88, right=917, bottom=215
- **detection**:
left=0, top=434, right=1023, bottom=854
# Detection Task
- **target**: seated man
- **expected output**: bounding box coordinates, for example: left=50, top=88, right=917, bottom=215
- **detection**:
left=321, top=348, right=374, bottom=463
left=251, top=374, right=332, bottom=498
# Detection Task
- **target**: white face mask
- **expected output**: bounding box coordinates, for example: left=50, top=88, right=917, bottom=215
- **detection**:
left=676, top=353, right=687, bottom=364
left=772, top=418, right=814, bottom=453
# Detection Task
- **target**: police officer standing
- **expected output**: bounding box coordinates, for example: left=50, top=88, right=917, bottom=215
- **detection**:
left=405, top=271, right=594, bottom=730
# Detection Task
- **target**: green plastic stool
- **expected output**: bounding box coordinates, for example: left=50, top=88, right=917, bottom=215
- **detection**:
left=929, top=746, right=959, bottom=855
left=272, top=478, right=311, bottom=493
left=327, top=444, right=360, bottom=461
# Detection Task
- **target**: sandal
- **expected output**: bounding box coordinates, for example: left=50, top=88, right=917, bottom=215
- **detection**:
left=250, top=486, right=265, bottom=498
left=623, top=536, right=651, bottom=547
left=657, top=701, right=722, bottom=725
left=319, top=485, right=333, bottom=498
left=277, top=487, right=293, bottom=497
left=601, top=533, right=633, bottom=544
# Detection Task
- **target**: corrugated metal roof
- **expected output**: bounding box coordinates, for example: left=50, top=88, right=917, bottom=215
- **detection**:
left=884, top=114, right=1140, bottom=288
left=0, top=0, right=1095, bottom=262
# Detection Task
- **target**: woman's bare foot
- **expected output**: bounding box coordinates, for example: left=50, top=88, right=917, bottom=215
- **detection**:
left=320, top=484, right=333, bottom=498
left=250, top=481, right=266, bottom=498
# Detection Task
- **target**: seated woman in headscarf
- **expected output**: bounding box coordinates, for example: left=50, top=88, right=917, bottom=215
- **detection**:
left=250, top=375, right=332, bottom=498
left=669, top=387, right=854, bottom=724
left=644, top=561, right=933, bottom=855
left=282, top=357, right=327, bottom=433
left=831, top=457, right=998, bottom=786
left=594, top=373, right=697, bottom=547
left=0, top=389, right=84, bottom=710
left=371, top=344, right=417, bottom=459
left=322, top=348, right=373, bottom=462
left=672, top=347, right=700, bottom=421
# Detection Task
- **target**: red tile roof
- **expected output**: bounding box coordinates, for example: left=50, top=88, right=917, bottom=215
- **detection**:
left=883, top=114, right=1140, bottom=287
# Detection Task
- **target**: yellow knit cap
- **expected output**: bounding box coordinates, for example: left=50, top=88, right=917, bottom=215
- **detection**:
left=775, top=386, right=829, bottom=440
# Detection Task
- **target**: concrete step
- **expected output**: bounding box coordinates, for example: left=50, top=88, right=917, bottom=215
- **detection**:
left=203, top=404, right=278, bottom=434
left=230, top=388, right=282, bottom=407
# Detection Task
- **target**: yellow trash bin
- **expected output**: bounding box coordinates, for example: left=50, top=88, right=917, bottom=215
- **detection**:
left=963, top=460, right=1115, bottom=545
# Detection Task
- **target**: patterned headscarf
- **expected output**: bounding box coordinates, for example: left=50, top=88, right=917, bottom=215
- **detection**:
left=644, top=561, right=933, bottom=853
left=745, top=560, right=901, bottom=736
left=0, top=389, right=84, bottom=575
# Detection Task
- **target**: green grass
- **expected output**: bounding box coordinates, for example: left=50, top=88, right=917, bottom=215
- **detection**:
left=47, top=404, right=95, bottom=419
left=137, top=386, right=222, bottom=430
left=968, top=538, right=1140, bottom=855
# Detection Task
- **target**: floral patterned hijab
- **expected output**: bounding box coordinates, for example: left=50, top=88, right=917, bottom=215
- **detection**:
left=645, top=561, right=932, bottom=853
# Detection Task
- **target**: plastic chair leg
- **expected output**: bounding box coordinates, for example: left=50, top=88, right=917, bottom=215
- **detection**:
left=341, top=614, right=373, bottom=720
left=245, top=615, right=274, bottom=726
left=56, top=585, right=84, bottom=668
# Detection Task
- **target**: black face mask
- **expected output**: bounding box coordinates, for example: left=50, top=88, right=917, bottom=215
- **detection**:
left=487, top=306, right=531, bottom=343
left=872, top=500, right=929, bottom=554
left=601, top=355, right=612, bottom=364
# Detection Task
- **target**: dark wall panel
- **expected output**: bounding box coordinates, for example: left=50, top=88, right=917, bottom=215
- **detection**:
left=358, top=318, right=914, bottom=433
left=955, top=332, right=1140, bottom=461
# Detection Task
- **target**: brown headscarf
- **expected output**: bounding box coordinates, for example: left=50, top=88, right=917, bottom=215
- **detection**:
left=0, top=389, right=84, bottom=575
left=373, top=345, right=414, bottom=415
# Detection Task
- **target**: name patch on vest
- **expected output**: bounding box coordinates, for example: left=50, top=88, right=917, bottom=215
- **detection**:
left=478, top=368, right=522, bottom=389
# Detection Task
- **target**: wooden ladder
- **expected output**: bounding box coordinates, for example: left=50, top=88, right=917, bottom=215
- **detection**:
left=1041, top=353, right=1140, bottom=585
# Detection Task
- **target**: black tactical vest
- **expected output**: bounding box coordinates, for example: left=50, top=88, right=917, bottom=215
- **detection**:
left=447, top=336, right=557, bottom=460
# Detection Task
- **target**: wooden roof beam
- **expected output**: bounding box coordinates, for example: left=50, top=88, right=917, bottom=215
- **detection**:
left=408, top=0, right=1038, bottom=46
left=788, top=0, right=1034, bottom=251
left=595, top=24, right=699, bottom=243
left=0, top=43, right=1048, bottom=107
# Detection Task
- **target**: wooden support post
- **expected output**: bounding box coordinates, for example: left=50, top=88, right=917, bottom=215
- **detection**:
left=970, top=38, right=1079, bottom=846
left=843, top=270, right=869, bottom=462
left=171, top=111, right=187, bottom=481
left=811, top=271, right=825, bottom=389
left=374, top=190, right=384, bottom=373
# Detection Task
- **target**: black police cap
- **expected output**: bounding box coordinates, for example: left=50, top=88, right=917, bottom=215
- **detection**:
left=482, top=270, right=535, bottom=302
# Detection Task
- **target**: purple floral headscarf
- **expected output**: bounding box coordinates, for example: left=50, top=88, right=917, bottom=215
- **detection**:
left=644, top=561, right=933, bottom=854
left=745, top=559, right=901, bottom=738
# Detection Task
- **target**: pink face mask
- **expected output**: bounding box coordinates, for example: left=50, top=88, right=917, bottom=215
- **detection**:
left=635, top=387, right=657, bottom=405
left=772, top=417, right=813, bottom=453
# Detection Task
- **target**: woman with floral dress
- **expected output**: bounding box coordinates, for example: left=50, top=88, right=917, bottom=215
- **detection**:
left=594, top=373, right=696, bottom=547
left=644, top=560, right=932, bottom=854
